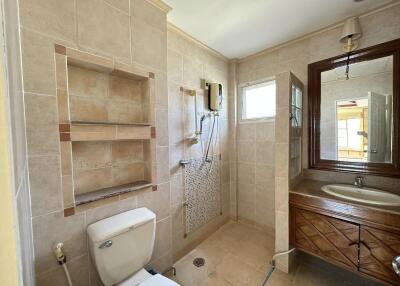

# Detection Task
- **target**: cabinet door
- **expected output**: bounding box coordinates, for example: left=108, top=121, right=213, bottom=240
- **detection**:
left=294, top=208, right=359, bottom=269
left=359, top=226, right=400, bottom=284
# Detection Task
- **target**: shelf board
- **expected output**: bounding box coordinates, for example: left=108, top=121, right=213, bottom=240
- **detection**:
left=70, top=120, right=151, bottom=126
left=60, top=122, right=155, bottom=142
left=75, top=181, right=152, bottom=206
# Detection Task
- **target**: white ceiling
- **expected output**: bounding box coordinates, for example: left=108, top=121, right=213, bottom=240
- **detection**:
left=165, top=0, right=393, bottom=59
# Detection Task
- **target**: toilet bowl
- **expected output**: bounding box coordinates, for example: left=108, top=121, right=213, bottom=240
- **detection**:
left=87, top=208, right=180, bottom=286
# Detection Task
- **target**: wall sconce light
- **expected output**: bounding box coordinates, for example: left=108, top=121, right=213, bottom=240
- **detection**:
left=339, top=17, right=362, bottom=79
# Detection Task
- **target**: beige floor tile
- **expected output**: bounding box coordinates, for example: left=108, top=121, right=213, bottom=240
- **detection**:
left=214, top=253, right=259, bottom=286
left=173, top=254, right=212, bottom=286
left=232, top=239, right=274, bottom=270
left=194, top=244, right=230, bottom=270
left=199, top=272, right=233, bottom=286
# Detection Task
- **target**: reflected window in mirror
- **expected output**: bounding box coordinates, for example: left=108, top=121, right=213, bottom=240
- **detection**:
left=320, top=55, right=393, bottom=164
left=336, top=99, right=368, bottom=162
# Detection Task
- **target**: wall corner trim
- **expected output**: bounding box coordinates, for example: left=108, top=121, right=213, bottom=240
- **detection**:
left=167, top=22, right=229, bottom=62
left=145, top=0, right=172, bottom=14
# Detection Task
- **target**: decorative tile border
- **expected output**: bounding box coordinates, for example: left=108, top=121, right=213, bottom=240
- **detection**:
left=54, top=44, right=66, bottom=55
left=63, top=207, right=75, bottom=217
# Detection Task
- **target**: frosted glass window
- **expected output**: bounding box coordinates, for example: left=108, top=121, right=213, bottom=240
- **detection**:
left=291, top=85, right=302, bottom=128
left=241, top=81, right=276, bottom=120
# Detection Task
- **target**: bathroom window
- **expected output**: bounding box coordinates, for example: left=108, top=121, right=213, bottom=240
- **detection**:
left=240, top=80, right=276, bottom=121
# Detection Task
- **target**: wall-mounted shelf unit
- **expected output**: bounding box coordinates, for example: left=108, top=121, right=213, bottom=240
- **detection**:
left=59, top=122, right=155, bottom=142
left=54, top=44, right=157, bottom=216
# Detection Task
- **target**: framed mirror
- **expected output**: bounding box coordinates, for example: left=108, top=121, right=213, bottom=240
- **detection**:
left=308, top=39, right=400, bottom=177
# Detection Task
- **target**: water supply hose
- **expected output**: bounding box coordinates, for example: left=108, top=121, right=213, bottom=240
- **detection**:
left=205, top=114, right=216, bottom=162
left=54, top=243, right=73, bottom=286
left=260, top=248, right=296, bottom=286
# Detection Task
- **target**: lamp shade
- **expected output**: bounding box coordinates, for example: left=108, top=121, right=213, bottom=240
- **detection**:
left=340, top=17, right=362, bottom=43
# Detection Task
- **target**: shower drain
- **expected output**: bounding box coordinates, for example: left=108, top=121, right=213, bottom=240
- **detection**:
left=193, top=257, right=205, bottom=267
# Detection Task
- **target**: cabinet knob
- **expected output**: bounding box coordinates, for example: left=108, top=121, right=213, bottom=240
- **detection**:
left=393, top=255, right=400, bottom=276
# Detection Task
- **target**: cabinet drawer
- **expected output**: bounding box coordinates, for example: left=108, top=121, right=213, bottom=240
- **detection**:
left=293, top=208, right=359, bottom=269
left=360, top=226, right=400, bottom=285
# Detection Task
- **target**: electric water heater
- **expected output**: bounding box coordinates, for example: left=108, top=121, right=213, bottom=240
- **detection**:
left=208, top=83, right=222, bottom=111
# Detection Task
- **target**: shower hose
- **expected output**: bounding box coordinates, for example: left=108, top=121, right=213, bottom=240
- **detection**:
left=260, top=248, right=296, bottom=286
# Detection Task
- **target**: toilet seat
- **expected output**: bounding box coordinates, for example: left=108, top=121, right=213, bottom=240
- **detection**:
left=117, top=268, right=180, bottom=286
left=139, top=274, right=180, bottom=286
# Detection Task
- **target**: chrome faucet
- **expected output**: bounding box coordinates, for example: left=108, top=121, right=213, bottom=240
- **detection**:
left=354, top=175, right=365, bottom=188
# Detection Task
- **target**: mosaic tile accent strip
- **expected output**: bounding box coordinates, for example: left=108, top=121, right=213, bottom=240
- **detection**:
left=184, top=155, right=221, bottom=234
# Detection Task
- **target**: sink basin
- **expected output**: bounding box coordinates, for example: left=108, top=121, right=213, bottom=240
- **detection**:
left=321, top=184, right=400, bottom=206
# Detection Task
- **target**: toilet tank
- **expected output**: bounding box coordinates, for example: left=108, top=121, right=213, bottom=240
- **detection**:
left=87, top=208, right=156, bottom=286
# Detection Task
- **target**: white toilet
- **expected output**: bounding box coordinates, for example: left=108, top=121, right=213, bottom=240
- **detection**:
left=87, top=207, right=180, bottom=286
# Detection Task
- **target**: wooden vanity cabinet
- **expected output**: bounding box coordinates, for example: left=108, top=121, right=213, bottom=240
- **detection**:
left=290, top=201, right=400, bottom=285
left=359, top=226, right=400, bottom=284
left=293, top=208, right=359, bottom=270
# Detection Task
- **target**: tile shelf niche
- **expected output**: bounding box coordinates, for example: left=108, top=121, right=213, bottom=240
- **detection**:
left=75, top=181, right=153, bottom=206
left=60, top=122, right=155, bottom=142
left=55, top=44, right=157, bottom=217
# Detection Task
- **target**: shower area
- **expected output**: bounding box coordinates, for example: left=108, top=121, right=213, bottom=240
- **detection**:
left=232, top=70, right=304, bottom=273
left=169, top=73, right=231, bottom=261
left=168, top=56, right=305, bottom=279
left=179, top=87, right=222, bottom=237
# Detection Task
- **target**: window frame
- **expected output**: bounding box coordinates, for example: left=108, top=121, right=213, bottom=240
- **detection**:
left=239, top=79, right=276, bottom=123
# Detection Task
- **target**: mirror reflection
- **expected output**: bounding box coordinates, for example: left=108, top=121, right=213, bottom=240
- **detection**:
left=320, top=55, right=393, bottom=163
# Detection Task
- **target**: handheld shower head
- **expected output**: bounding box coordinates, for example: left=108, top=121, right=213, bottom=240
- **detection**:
left=199, top=114, right=206, bottom=135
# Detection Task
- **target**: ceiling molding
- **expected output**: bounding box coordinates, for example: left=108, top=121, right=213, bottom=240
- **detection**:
left=167, top=22, right=229, bottom=62
left=145, top=0, right=172, bottom=14
left=239, top=0, right=400, bottom=62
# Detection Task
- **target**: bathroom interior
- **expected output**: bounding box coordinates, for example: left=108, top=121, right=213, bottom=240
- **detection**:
left=1, top=0, right=400, bottom=285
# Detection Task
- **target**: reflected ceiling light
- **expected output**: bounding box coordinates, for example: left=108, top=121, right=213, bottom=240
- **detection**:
left=340, top=17, right=362, bottom=79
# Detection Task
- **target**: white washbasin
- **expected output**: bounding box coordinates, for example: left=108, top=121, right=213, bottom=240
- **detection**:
left=321, top=184, right=400, bottom=207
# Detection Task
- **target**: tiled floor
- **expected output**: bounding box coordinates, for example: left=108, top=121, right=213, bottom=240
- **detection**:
left=171, top=221, right=383, bottom=286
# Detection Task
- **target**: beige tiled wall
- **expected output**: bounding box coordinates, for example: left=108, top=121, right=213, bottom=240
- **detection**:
left=236, top=121, right=275, bottom=229
left=19, top=0, right=172, bottom=285
left=167, top=28, right=231, bottom=261
left=274, top=72, right=292, bottom=272
left=68, top=65, right=148, bottom=124
left=228, top=61, right=238, bottom=219
left=3, top=0, right=35, bottom=284
left=72, top=141, right=148, bottom=195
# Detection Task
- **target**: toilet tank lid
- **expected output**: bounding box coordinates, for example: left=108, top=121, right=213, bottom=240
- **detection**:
left=87, top=207, right=156, bottom=242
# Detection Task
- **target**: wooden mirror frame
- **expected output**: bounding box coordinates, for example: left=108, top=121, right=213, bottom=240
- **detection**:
left=308, top=38, right=400, bottom=177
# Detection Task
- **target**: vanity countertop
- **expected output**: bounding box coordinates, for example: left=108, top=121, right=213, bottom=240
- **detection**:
left=290, top=179, right=400, bottom=215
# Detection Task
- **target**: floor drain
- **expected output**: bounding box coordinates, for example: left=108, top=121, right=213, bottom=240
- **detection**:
left=193, top=257, right=205, bottom=267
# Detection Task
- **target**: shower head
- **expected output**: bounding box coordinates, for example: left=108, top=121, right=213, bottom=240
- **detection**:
left=199, top=114, right=206, bottom=135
